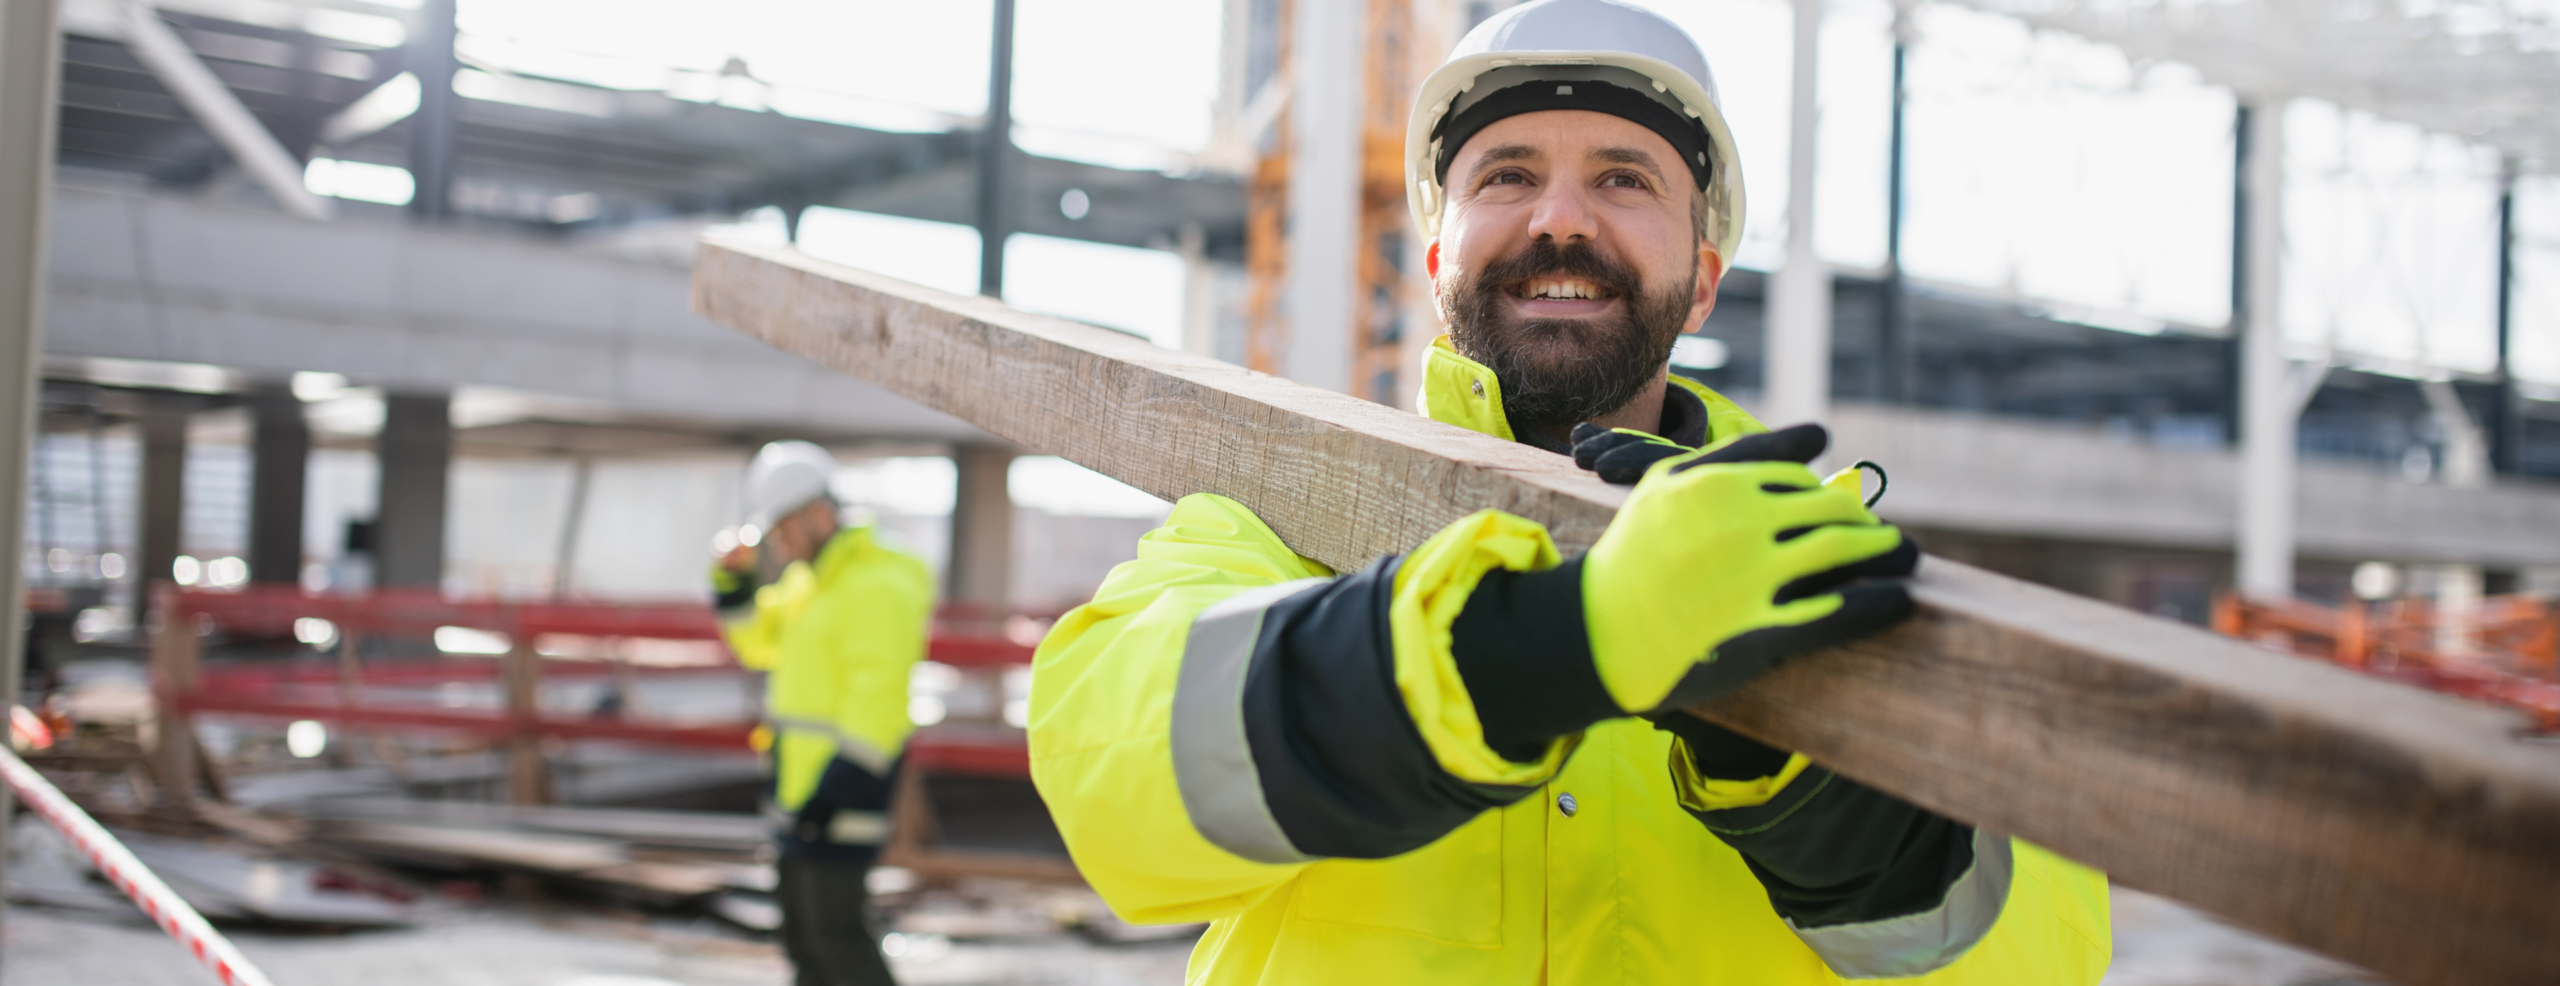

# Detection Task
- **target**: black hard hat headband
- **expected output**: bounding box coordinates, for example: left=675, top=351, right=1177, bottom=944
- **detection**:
left=1432, top=76, right=1715, bottom=197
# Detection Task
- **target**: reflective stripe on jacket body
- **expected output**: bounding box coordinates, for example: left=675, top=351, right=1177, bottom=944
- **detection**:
left=1029, top=337, right=2112, bottom=984
left=719, top=525, right=934, bottom=845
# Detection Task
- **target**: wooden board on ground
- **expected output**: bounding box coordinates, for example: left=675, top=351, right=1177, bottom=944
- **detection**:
left=286, top=797, right=766, bottom=857
left=314, top=819, right=742, bottom=901
left=693, top=237, right=2560, bottom=986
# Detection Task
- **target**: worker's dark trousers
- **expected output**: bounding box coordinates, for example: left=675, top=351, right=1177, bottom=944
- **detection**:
left=775, top=856, right=897, bottom=986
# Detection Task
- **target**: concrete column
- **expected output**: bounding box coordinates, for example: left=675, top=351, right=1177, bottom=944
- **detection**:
left=2419, top=377, right=2491, bottom=650
left=408, top=0, right=458, bottom=220
left=2235, top=97, right=2293, bottom=599
left=1180, top=222, right=1219, bottom=356
left=1, top=0, right=65, bottom=943
left=2, top=0, right=64, bottom=689
left=376, top=393, right=452, bottom=589
left=2222, top=104, right=2251, bottom=446
left=136, top=404, right=189, bottom=627
left=977, top=0, right=1019, bottom=296
left=2491, top=161, right=2520, bottom=474
left=247, top=387, right=309, bottom=585
left=1763, top=0, right=1832, bottom=429
left=551, top=456, right=591, bottom=597
left=2434, top=563, right=2484, bottom=656
left=1875, top=10, right=1914, bottom=405
left=1284, top=0, right=1364, bottom=393
left=946, top=446, right=1016, bottom=624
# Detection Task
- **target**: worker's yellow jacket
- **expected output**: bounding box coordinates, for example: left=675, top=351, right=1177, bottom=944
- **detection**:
left=1029, top=337, right=2111, bottom=983
left=718, top=525, right=934, bottom=857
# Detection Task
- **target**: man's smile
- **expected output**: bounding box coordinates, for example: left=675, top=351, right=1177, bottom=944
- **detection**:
left=1508, top=276, right=1620, bottom=318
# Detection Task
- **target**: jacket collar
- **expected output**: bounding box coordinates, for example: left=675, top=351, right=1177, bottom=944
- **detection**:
left=1415, top=335, right=1517, bottom=442
left=811, top=524, right=875, bottom=582
left=1414, top=335, right=1766, bottom=449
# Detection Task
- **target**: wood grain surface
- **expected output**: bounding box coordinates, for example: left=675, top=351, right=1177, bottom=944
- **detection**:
left=692, top=237, right=2560, bottom=986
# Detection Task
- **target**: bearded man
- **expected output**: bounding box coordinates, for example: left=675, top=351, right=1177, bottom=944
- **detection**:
left=1025, top=1, right=2111, bottom=982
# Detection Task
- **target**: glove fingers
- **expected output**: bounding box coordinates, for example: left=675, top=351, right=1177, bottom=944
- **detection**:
left=1772, top=522, right=1907, bottom=580
left=1571, top=425, right=1633, bottom=470
left=1656, top=580, right=1916, bottom=710
left=1774, top=532, right=1919, bottom=604
left=1759, top=478, right=1884, bottom=532
left=1743, top=580, right=1916, bottom=663
left=1672, top=423, right=1828, bottom=472
left=1572, top=426, right=1670, bottom=471
left=1594, top=441, right=1689, bottom=484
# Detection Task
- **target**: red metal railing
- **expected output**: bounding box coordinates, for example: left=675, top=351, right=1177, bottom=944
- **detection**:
left=153, top=584, right=1038, bottom=778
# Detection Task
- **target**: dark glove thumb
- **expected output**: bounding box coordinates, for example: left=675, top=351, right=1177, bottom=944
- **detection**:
left=1673, top=423, right=1829, bottom=472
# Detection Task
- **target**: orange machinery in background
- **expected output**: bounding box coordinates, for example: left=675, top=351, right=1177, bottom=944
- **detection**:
left=2213, top=591, right=2560, bottom=732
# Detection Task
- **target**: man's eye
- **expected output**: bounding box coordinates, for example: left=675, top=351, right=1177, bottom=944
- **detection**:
left=1487, top=171, right=1528, bottom=186
left=1604, top=173, right=1647, bottom=189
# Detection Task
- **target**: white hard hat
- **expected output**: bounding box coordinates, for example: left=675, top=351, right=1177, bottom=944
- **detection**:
left=1406, top=0, right=1746, bottom=261
left=743, top=441, right=839, bottom=526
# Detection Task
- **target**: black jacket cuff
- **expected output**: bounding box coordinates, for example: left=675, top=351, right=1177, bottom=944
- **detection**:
left=1449, top=556, right=1622, bottom=763
left=1241, top=557, right=1537, bottom=859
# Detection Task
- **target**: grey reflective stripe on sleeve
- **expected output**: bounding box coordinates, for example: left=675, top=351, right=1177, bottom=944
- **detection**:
left=1789, top=828, right=2016, bottom=979
left=765, top=714, right=894, bottom=775
left=1169, top=578, right=1330, bottom=865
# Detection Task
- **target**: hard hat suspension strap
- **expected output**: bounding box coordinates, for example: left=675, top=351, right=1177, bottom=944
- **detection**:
left=1431, top=74, right=1715, bottom=195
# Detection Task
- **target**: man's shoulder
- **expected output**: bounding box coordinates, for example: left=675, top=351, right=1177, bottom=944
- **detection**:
left=1075, top=493, right=1333, bottom=596
left=1145, top=494, right=1314, bottom=561
left=822, top=532, right=932, bottom=590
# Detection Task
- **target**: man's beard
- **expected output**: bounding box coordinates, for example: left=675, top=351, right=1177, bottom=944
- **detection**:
left=1440, top=238, right=1695, bottom=442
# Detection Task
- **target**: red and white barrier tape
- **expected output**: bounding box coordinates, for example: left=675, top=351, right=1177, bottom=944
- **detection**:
left=0, top=745, right=279, bottom=986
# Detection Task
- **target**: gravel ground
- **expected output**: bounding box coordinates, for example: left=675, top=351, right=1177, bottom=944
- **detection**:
left=0, top=899, right=1195, bottom=986
left=1, top=886, right=2388, bottom=986
left=2103, top=889, right=2388, bottom=986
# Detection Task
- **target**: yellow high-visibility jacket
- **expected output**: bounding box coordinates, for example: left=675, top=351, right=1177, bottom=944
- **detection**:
left=1028, top=337, right=2111, bottom=984
left=719, top=525, right=934, bottom=836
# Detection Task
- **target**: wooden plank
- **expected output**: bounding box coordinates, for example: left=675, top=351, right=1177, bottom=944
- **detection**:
left=148, top=583, right=203, bottom=810
left=879, top=844, right=1085, bottom=885
left=691, top=237, right=2560, bottom=986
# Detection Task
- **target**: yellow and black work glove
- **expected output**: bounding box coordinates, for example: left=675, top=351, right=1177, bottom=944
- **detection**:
left=1586, top=423, right=1917, bottom=710
left=1450, top=424, right=1917, bottom=761
left=1570, top=422, right=1692, bottom=484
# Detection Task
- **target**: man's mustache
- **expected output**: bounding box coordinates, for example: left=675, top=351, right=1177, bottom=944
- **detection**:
left=1477, top=240, right=1640, bottom=299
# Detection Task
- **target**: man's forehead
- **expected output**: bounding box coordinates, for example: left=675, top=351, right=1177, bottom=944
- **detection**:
left=1451, top=110, right=1692, bottom=186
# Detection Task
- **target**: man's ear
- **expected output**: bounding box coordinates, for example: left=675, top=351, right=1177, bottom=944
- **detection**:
left=1683, top=241, right=1727, bottom=334
left=1426, top=239, right=1443, bottom=301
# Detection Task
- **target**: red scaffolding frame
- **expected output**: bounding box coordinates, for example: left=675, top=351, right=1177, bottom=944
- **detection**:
left=149, top=583, right=1041, bottom=796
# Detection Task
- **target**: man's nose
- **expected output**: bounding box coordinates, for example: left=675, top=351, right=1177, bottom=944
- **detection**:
left=1524, top=183, right=1600, bottom=245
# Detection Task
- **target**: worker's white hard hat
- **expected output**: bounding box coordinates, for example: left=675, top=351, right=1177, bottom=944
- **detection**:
left=1407, top=0, right=1746, bottom=262
left=743, top=440, right=839, bottom=526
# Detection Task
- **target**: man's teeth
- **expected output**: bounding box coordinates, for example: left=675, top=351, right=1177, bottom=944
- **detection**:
left=1522, top=279, right=1600, bottom=300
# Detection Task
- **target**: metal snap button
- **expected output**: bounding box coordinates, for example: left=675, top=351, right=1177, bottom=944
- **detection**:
left=1557, top=792, right=1578, bottom=817
left=1471, top=378, right=1485, bottom=397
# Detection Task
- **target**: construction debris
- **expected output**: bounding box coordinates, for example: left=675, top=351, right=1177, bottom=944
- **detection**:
left=9, top=819, right=415, bottom=928
left=0, top=744, right=284, bottom=986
